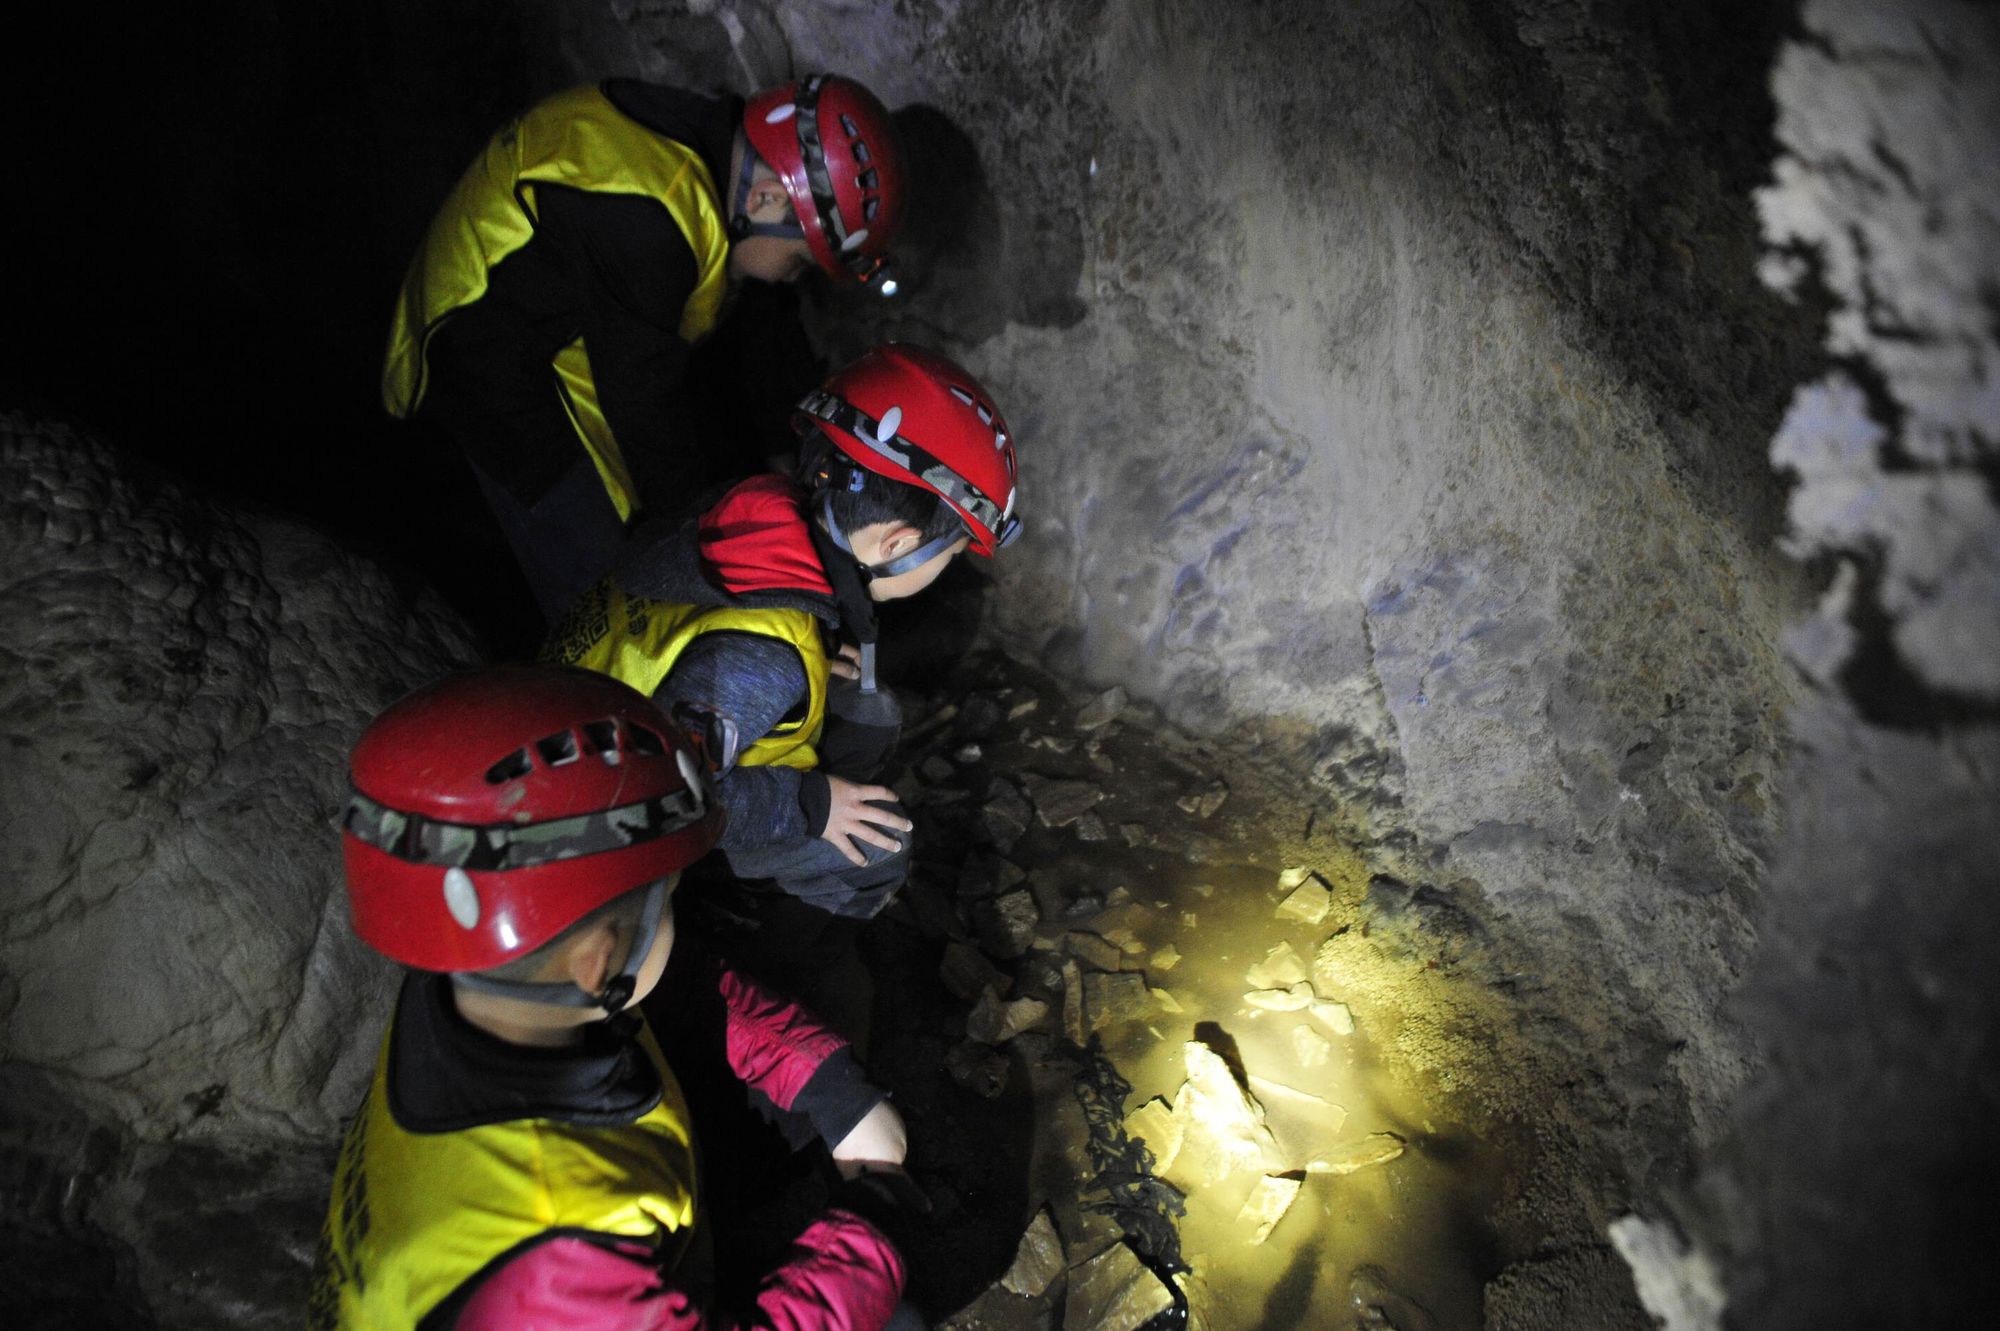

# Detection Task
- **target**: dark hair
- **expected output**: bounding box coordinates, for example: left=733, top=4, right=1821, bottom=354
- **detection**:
left=824, top=463, right=966, bottom=546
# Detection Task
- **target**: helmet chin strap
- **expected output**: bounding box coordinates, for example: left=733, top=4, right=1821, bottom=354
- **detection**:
left=451, top=879, right=668, bottom=1014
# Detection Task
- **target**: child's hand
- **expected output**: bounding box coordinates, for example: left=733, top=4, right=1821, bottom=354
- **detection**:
left=830, top=1099, right=908, bottom=1178
left=829, top=642, right=863, bottom=681
left=822, top=776, right=911, bottom=864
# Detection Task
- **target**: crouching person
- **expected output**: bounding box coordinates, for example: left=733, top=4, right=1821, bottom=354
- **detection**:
left=308, top=665, right=921, bottom=1330
left=544, top=344, right=1022, bottom=1020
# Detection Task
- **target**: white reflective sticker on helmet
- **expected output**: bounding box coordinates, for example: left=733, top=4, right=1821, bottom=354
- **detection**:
left=443, top=867, right=481, bottom=930
left=676, top=748, right=706, bottom=805
left=764, top=103, right=797, bottom=124
left=841, top=227, right=870, bottom=252
left=1003, top=488, right=1017, bottom=518
left=875, top=405, right=903, bottom=442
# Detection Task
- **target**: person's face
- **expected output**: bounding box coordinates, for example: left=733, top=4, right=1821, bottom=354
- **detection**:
left=728, top=168, right=817, bottom=284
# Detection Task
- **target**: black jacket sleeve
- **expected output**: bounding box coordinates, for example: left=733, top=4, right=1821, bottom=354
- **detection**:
left=533, top=185, right=704, bottom=517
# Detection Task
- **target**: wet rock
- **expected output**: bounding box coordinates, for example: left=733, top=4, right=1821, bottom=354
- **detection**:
left=1066, top=931, right=1126, bottom=971
left=1152, top=943, right=1183, bottom=971
left=1124, top=1096, right=1184, bottom=1173
left=1084, top=971, right=1153, bottom=1030
left=1244, top=982, right=1316, bottom=1012
left=1348, top=1263, right=1437, bottom=1331
left=1164, top=1041, right=1282, bottom=1189
left=1151, top=987, right=1184, bottom=1014
left=945, top=1041, right=1011, bottom=1098
left=1237, top=1174, right=1301, bottom=1244
left=920, top=755, right=956, bottom=782
left=953, top=742, right=984, bottom=763
left=1075, top=811, right=1111, bottom=841
left=1275, top=868, right=1332, bottom=924
left=939, top=941, right=1011, bottom=1003
left=1246, top=1076, right=1348, bottom=1135
left=999, top=1208, right=1066, bottom=1297
left=1098, top=925, right=1146, bottom=956
left=968, top=989, right=1050, bottom=1044
left=1074, top=686, right=1129, bottom=731
left=1190, top=882, right=1216, bottom=899
left=1031, top=732, right=1079, bottom=754
left=1061, top=959, right=1087, bottom=1044
left=1023, top=774, right=1107, bottom=827
left=1291, top=1024, right=1334, bottom=1068
left=1307, top=1132, right=1406, bottom=1175
left=1176, top=781, right=1229, bottom=819
left=974, top=890, right=1040, bottom=958
left=1005, top=698, right=1041, bottom=721
left=1118, top=822, right=1150, bottom=847
left=980, top=782, right=1033, bottom=851
left=1245, top=941, right=1310, bottom=990
left=1310, top=999, right=1355, bottom=1035
left=1064, top=1241, right=1174, bottom=1331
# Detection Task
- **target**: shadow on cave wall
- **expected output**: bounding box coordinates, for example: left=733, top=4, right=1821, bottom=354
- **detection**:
left=1435, top=0, right=1822, bottom=545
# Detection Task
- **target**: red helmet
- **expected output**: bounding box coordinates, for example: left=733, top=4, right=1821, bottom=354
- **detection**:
left=795, top=343, right=1022, bottom=557
left=340, top=666, right=722, bottom=974
left=741, top=74, right=906, bottom=286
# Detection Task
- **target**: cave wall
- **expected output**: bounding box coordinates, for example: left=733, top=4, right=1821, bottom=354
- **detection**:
left=595, top=0, right=1817, bottom=1169
left=1687, top=1, right=2000, bottom=1324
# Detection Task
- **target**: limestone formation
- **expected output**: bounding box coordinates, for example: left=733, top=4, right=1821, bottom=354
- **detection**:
left=0, top=412, right=478, bottom=1142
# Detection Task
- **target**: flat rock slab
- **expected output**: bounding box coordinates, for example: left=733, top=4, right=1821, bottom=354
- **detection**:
left=1065, top=1241, right=1174, bottom=1331
left=999, top=1208, right=1066, bottom=1297
left=1023, top=774, right=1107, bottom=827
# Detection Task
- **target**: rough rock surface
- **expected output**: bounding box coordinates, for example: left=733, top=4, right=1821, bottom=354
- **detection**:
left=1, top=412, right=480, bottom=1323
left=1660, top=3, right=2000, bottom=1327
left=603, top=0, right=1812, bottom=1188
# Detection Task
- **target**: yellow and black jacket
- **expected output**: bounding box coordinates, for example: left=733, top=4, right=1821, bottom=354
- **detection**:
left=308, top=967, right=898, bottom=1331
left=382, top=81, right=734, bottom=522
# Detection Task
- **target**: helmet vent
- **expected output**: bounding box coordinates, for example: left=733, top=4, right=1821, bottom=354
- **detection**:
left=976, top=403, right=994, bottom=425
left=583, top=720, right=621, bottom=765
left=949, top=386, right=975, bottom=405
left=856, top=168, right=878, bottom=191
left=536, top=730, right=580, bottom=767
left=627, top=724, right=667, bottom=757
left=864, top=197, right=880, bottom=222
left=485, top=748, right=533, bottom=785
left=854, top=141, right=872, bottom=164
left=839, top=113, right=858, bottom=137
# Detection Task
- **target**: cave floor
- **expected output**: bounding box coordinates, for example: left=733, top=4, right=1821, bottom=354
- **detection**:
left=830, top=650, right=1561, bottom=1331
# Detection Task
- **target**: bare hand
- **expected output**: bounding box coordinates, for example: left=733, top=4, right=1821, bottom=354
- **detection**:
left=828, top=642, right=863, bottom=681
left=822, top=776, right=911, bottom=865
left=830, top=1099, right=908, bottom=1179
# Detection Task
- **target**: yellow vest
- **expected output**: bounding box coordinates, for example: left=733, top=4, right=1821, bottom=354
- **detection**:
left=546, top=578, right=829, bottom=771
left=307, top=1021, right=698, bottom=1331
left=381, top=85, right=732, bottom=522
